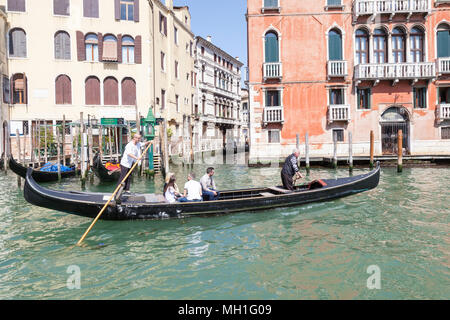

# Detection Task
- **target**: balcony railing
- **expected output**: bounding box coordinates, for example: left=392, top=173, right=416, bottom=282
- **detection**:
left=263, top=62, right=282, bottom=80
left=263, top=106, right=284, bottom=124
left=439, top=104, right=450, bottom=120
left=354, top=62, right=435, bottom=82
left=437, top=58, right=450, bottom=75
left=327, top=60, right=348, bottom=79
left=354, top=0, right=430, bottom=17
left=328, top=104, right=351, bottom=123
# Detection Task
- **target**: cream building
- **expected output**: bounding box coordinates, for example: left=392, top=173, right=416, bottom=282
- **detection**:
left=0, top=5, right=9, bottom=160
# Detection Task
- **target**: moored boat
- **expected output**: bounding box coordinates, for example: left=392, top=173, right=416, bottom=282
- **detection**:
left=23, top=162, right=381, bottom=220
left=92, top=153, right=121, bottom=182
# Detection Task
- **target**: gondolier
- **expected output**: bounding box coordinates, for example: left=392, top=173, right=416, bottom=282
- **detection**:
left=118, top=134, right=151, bottom=192
left=281, top=148, right=303, bottom=191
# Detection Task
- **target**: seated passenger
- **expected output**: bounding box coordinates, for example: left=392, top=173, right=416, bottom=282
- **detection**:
left=200, top=167, right=220, bottom=201
left=164, top=176, right=181, bottom=203
left=178, top=172, right=203, bottom=202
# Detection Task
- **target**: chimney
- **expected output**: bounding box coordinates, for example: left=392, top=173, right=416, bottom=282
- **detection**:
left=235, top=57, right=240, bottom=61
left=207, top=35, right=212, bottom=42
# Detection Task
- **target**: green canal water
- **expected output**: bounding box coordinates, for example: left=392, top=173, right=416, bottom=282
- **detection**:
left=0, top=158, right=449, bottom=299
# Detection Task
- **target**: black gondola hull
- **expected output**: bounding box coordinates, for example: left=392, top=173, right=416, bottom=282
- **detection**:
left=9, top=156, right=78, bottom=182
left=92, top=153, right=121, bottom=182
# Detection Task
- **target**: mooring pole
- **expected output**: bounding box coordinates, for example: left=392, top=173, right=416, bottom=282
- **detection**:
left=370, top=130, right=374, bottom=169
left=349, top=131, right=353, bottom=173
left=397, top=129, right=403, bottom=173
left=333, top=134, right=338, bottom=169
left=16, top=129, right=21, bottom=187
left=305, top=132, right=310, bottom=174
left=56, top=126, right=61, bottom=181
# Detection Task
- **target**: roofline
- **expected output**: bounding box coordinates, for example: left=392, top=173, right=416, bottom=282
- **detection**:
left=195, top=36, right=244, bottom=67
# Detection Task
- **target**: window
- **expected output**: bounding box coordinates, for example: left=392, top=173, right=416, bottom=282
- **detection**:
left=438, top=87, right=450, bottom=104
left=159, top=13, right=167, bottom=36
left=265, top=90, right=280, bottom=107
left=333, top=129, right=344, bottom=142
left=373, top=28, right=387, bottom=63
left=160, top=51, right=165, bottom=71
left=437, top=23, right=450, bottom=58
left=329, top=88, right=345, bottom=105
left=121, top=36, right=135, bottom=63
left=174, top=27, right=178, bottom=45
left=327, top=0, right=342, bottom=6
left=85, top=76, right=100, bottom=105
left=175, top=61, right=179, bottom=78
left=201, top=46, right=205, bottom=55
left=264, top=32, right=279, bottom=62
left=410, top=27, right=424, bottom=63
left=55, top=75, right=72, bottom=105
left=161, top=89, right=166, bottom=109
left=85, top=33, right=99, bottom=62
left=54, top=31, right=71, bottom=60
left=7, top=0, right=25, bottom=12
left=12, top=73, right=27, bottom=104
left=102, top=35, right=118, bottom=62
left=120, top=0, right=134, bottom=21
left=54, top=0, right=70, bottom=16
left=357, top=88, right=371, bottom=109
left=3, top=76, right=10, bottom=104
left=104, top=77, right=118, bottom=105
left=190, top=41, right=193, bottom=56
left=268, top=130, right=280, bottom=143
left=176, top=94, right=179, bottom=112
left=442, top=127, right=450, bottom=139
left=355, top=29, right=369, bottom=64
left=413, top=87, right=427, bottom=109
left=83, top=0, right=99, bottom=18
left=9, top=28, right=27, bottom=58
left=264, top=0, right=279, bottom=9
left=121, top=78, right=136, bottom=105
left=328, top=29, right=343, bottom=60
left=392, top=27, right=406, bottom=63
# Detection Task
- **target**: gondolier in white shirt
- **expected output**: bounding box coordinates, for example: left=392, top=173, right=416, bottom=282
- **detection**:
left=117, top=133, right=151, bottom=193
left=281, top=148, right=303, bottom=191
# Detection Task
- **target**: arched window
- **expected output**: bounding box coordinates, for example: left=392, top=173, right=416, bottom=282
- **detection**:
left=85, top=33, right=98, bottom=62
left=328, top=29, right=343, bottom=61
left=392, top=27, right=406, bottom=63
left=410, top=27, right=424, bottom=63
left=373, top=28, right=387, bottom=63
left=102, top=34, right=118, bottom=62
left=122, top=36, right=134, bottom=63
left=104, top=77, right=118, bottom=105
left=355, top=29, right=369, bottom=64
left=12, top=73, right=27, bottom=104
left=437, top=23, right=450, bottom=58
left=121, top=77, right=136, bottom=105
left=54, top=31, right=71, bottom=60
left=55, top=75, right=72, bottom=104
left=9, top=28, right=27, bottom=58
left=264, top=31, right=279, bottom=63
left=85, top=76, right=100, bottom=105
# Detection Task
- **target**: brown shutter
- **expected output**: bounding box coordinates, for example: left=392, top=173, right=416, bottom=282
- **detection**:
left=98, top=33, right=103, bottom=61
left=55, top=76, right=63, bottom=104
left=8, top=0, right=25, bottom=12
left=114, top=0, right=120, bottom=20
left=23, top=73, right=27, bottom=105
left=117, top=34, right=122, bottom=63
left=121, top=78, right=136, bottom=105
left=63, top=75, right=72, bottom=104
left=104, top=77, right=118, bottom=105
left=134, top=35, right=141, bottom=64
left=76, top=31, right=85, bottom=61
left=133, top=0, right=139, bottom=22
left=85, top=77, right=100, bottom=105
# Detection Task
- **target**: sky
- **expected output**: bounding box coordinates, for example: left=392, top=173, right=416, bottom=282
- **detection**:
left=173, top=0, right=248, bottom=75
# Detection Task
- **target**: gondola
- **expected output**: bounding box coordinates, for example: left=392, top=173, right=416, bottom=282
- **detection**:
left=23, top=162, right=381, bottom=221
left=92, top=153, right=121, bottom=182
left=9, top=155, right=79, bottom=182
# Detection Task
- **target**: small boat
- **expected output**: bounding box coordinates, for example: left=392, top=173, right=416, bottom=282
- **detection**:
left=23, top=162, right=381, bottom=220
left=92, top=153, right=121, bottom=182
left=9, top=155, right=79, bottom=182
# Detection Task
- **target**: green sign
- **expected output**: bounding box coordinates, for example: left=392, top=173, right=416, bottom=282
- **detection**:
left=101, top=118, right=124, bottom=125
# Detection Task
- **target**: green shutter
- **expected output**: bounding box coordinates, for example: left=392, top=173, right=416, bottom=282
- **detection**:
left=437, top=31, right=450, bottom=58
left=265, top=34, right=279, bottom=63
left=328, top=31, right=342, bottom=60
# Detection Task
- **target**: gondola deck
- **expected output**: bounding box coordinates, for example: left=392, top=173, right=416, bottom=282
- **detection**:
left=23, top=162, right=381, bottom=220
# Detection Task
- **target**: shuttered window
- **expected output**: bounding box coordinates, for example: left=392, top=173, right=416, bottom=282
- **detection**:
left=122, top=36, right=134, bottom=63
left=121, top=78, right=136, bottom=105
left=83, top=0, right=99, bottom=18
left=159, top=13, right=167, bottom=36
left=264, top=32, right=279, bottom=63
left=54, top=0, right=70, bottom=16
left=102, top=35, right=118, bottom=62
left=12, top=73, right=27, bottom=104
left=413, top=87, right=427, bottom=109
left=55, top=75, right=72, bottom=104
left=85, top=76, right=100, bottom=105
left=437, top=24, right=450, bottom=58
left=116, top=0, right=139, bottom=21
left=3, top=76, right=10, bottom=104
left=328, top=29, right=342, bottom=61
left=265, top=90, right=280, bottom=107
left=7, top=0, right=26, bottom=12
left=104, top=77, right=118, bottom=105
left=134, top=36, right=141, bottom=64
left=357, top=88, right=371, bottom=109
left=9, top=28, right=27, bottom=58
left=54, top=31, right=71, bottom=60
left=85, top=33, right=99, bottom=62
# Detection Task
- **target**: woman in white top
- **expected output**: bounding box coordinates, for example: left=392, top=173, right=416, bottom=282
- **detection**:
left=164, top=176, right=181, bottom=203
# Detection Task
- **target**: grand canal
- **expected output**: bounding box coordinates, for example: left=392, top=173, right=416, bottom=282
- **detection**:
left=0, top=158, right=448, bottom=299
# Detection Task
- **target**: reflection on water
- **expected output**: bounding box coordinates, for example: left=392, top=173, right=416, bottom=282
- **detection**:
left=0, top=164, right=449, bottom=299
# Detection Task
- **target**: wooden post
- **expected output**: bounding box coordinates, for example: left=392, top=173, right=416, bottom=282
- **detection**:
left=108, top=127, right=113, bottom=162
left=99, top=125, right=103, bottom=158
left=44, top=121, right=48, bottom=164
left=114, top=127, right=119, bottom=163
left=62, top=115, right=66, bottom=166
left=16, top=129, right=21, bottom=187
left=332, top=133, right=337, bottom=169
left=397, top=129, right=403, bottom=173
left=69, top=123, right=74, bottom=168
left=29, top=121, right=34, bottom=165
left=370, top=130, right=374, bottom=169
left=74, top=126, right=79, bottom=176
left=38, top=120, right=42, bottom=166
left=162, top=119, right=169, bottom=175
left=135, top=102, right=140, bottom=135
left=305, top=132, right=310, bottom=174
left=349, top=131, right=353, bottom=173
left=22, top=128, right=26, bottom=166
left=56, top=125, right=61, bottom=181
left=88, top=126, right=93, bottom=168
left=296, top=134, right=300, bottom=167
left=127, top=122, right=131, bottom=141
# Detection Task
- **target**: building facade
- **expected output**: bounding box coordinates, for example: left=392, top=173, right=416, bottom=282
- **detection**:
left=247, top=0, right=450, bottom=163
left=0, top=5, right=9, bottom=159
left=193, top=35, right=244, bottom=154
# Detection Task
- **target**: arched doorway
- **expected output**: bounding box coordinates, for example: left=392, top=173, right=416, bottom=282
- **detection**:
left=380, top=107, right=410, bottom=155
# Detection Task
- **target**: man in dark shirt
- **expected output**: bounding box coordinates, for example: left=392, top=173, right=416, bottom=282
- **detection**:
left=281, top=148, right=303, bottom=191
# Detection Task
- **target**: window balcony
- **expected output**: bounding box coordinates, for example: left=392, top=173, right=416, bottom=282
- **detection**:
left=354, top=0, right=430, bottom=20
left=327, top=60, right=348, bottom=79
left=263, top=106, right=284, bottom=125
left=263, top=62, right=282, bottom=80
left=438, top=104, right=450, bottom=121
left=354, top=62, right=435, bottom=84
left=328, top=104, right=351, bottom=123
left=437, top=58, right=450, bottom=76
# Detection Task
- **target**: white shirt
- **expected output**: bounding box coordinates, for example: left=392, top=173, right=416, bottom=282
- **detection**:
left=165, top=186, right=177, bottom=203
left=184, top=180, right=203, bottom=201
left=120, top=141, right=141, bottom=168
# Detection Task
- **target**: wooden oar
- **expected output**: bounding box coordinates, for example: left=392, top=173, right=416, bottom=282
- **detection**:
left=76, top=141, right=153, bottom=246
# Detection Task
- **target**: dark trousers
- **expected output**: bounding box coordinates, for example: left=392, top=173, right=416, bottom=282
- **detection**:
left=281, top=171, right=294, bottom=191
left=202, top=189, right=220, bottom=201
left=118, top=165, right=132, bottom=191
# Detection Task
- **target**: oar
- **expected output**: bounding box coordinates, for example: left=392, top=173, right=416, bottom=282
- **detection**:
left=76, top=141, right=153, bottom=246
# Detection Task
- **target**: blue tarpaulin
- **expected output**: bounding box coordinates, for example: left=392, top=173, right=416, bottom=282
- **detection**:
left=39, top=162, right=74, bottom=172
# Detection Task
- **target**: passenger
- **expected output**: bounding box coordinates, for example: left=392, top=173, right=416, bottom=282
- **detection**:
left=163, top=172, right=178, bottom=193
left=200, top=167, right=220, bottom=201
left=178, top=172, right=203, bottom=202
left=164, top=176, right=181, bottom=203
left=281, top=148, right=303, bottom=191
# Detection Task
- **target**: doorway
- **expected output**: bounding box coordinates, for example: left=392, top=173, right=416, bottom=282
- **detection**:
left=380, top=107, right=410, bottom=155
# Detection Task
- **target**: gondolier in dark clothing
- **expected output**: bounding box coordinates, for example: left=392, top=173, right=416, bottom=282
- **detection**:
left=281, top=148, right=303, bottom=191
